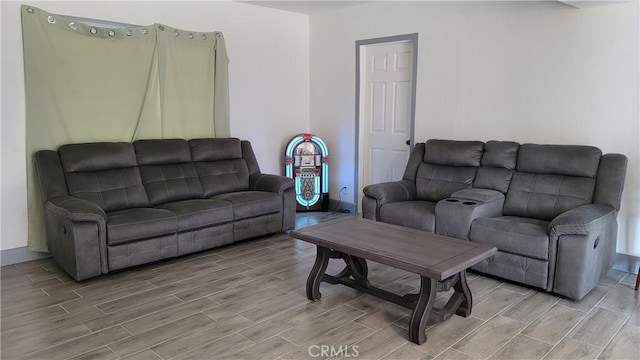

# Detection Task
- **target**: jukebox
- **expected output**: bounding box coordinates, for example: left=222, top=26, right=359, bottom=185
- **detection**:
left=284, top=133, right=329, bottom=211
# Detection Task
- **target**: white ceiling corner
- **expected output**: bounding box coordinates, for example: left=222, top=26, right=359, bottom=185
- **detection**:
left=557, top=0, right=636, bottom=8
left=235, top=1, right=372, bottom=15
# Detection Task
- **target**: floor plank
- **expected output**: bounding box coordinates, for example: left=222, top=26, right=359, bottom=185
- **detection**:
left=1, top=213, right=636, bottom=360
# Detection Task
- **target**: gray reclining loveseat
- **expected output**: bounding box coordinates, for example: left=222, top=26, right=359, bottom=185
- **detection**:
left=35, top=138, right=295, bottom=281
left=362, top=139, right=627, bottom=300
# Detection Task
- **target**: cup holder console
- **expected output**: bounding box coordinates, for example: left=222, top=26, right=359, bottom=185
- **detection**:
left=444, top=198, right=477, bottom=206
left=437, top=193, right=505, bottom=240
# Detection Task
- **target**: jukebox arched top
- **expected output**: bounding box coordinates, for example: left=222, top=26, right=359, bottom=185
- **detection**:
left=285, top=133, right=329, bottom=211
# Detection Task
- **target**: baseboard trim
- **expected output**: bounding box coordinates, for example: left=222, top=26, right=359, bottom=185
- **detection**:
left=328, top=199, right=357, bottom=215
left=1, top=246, right=50, bottom=266
left=613, top=253, right=640, bottom=274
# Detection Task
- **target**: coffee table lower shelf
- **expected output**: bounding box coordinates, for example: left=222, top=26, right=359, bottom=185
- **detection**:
left=306, top=246, right=473, bottom=345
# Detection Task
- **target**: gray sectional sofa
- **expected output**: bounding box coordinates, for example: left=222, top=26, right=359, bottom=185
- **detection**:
left=35, top=138, right=296, bottom=281
left=362, top=139, right=627, bottom=300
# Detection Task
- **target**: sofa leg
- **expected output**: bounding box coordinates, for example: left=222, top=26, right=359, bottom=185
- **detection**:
left=635, top=265, right=639, bottom=291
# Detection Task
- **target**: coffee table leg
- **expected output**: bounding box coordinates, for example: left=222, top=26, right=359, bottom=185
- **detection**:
left=454, top=270, right=472, bottom=317
left=409, top=276, right=437, bottom=345
left=355, top=257, right=368, bottom=279
left=344, top=256, right=370, bottom=288
left=306, top=246, right=330, bottom=301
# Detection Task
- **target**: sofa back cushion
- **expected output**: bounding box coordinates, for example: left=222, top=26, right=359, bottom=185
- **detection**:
left=503, top=144, right=601, bottom=220
left=416, top=140, right=483, bottom=202
left=59, top=142, right=149, bottom=212
left=593, top=153, right=628, bottom=211
left=515, top=144, right=602, bottom=177
left=474, top=141, right=519, bottom=193
left=134, top=139, right=204, bottom=206
left=402, top=143, right=426, bottom=183
left=190, top=138, right=243, bottom=161
left=423, top=139, right=484, bottom=166
left=189, top=138, right=250, bottom=197
left=35, top=150, right=70, bottom=201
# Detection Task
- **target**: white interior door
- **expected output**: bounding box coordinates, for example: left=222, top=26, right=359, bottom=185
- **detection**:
left=358, top=41, right=414, bottom=210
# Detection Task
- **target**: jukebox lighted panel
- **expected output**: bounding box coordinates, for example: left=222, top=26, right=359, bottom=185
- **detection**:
left=285, top=133, right=329, bottom=211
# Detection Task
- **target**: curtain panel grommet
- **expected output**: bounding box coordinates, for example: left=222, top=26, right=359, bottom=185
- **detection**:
left=125, top=29, right=132, bottom=36
left=142, top=28, right=149, bottom=35
left=188, top=33, right=194, bottom=39
left=68, top=22, right=78, bottom=30
left=47, top=15, right=56, bottom=24
left=90, top=27, right=97, bottom=35
left=27, top=7, right=35, bottom=13
left=108, top=30, right=115, bottom=37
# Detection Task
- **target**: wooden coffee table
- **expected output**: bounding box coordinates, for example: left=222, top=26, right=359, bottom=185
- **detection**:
left=290, top=216, right=497, bottom=345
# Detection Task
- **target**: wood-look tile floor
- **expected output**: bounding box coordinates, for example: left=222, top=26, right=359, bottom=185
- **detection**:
left=2, top=213, right=639, bottom=360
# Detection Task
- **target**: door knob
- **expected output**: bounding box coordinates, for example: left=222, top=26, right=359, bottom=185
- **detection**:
left=405, top=140, right=410, bottom=146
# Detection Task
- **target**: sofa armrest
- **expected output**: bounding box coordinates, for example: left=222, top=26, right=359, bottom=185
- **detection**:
left=362, top=180, right=416, bottom=221
left=47, top=196, right=107, bottom=221
left=45, top=196, right=108, bottom=281
left=249, top=173, right=294, bottom=194
left=248, top=174, right=295, bottom=231
left=548, top=204, right=618, bottom=300
left=363, top=180, right=416, bottom=204
left=548, top=204, right=616, bottom=237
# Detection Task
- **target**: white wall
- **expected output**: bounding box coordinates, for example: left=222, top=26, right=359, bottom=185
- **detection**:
left=3, top=1, right=639, bottom=258
left=0, top=1, right=310, bottom=251
left=310, top=1, right=640, bottom=256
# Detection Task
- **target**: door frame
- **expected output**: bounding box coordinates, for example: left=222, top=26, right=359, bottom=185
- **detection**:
left=355, top=33, right=419, bottom=213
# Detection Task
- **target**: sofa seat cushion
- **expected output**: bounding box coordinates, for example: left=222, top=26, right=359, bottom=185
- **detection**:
left=210, top=191, right=281, bottom=220
left=470, top=216, right=550, bottom=260
left=380, top=201, right=436, bottom=232
left=107, top=208, right=177, bottom=245
left=156, top=199, right=233, bottom=231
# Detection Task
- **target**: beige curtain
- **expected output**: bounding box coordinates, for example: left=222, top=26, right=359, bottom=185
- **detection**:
left=22, top=5, right=230, bottom=251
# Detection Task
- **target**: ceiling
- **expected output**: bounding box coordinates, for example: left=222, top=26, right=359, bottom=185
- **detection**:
left=236, top=1, right=371, bottom=15
left=237, top=0, right=634, bottom=15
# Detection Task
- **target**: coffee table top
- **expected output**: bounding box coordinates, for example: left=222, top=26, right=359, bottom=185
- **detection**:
left=290, top=216, right=496, bottom=281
